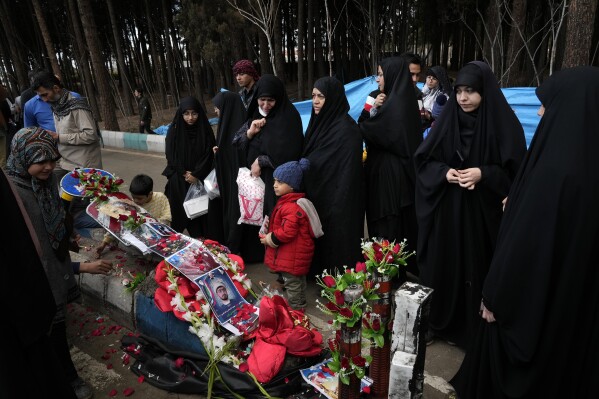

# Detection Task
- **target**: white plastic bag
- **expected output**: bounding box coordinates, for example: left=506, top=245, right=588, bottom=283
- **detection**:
left=183, top=182, right=209, bottom=219
left=236, top=167, right=265, bottom=226
left=204, top=168, right=220, bottom=199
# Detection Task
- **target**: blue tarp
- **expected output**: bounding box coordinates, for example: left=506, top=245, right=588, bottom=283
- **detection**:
left=156, top=78, right=542, bottom=146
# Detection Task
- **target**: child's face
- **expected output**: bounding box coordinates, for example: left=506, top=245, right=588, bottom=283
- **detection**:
left=273, top=179, right=293, bottom=197
left=131, top=193, right=152, bottom=206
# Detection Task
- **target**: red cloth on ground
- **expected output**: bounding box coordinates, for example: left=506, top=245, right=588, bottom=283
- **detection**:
left=247, top=295, right=322, bottom=383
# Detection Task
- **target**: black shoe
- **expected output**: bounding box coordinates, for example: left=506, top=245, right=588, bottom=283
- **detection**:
left=425, top=329, right=435, bottom=345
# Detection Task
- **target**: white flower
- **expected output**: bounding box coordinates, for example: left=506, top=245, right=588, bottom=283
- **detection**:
left=213, top=335, right=227, bottom=350
left=242, top=278, right=252, bottom=290
left=167, top=279, right=178, bottom=293
left=170, top=293, right=187, bottom=313
left=195, top=289, right=205, bottom=301
left=182, top=311, right=194, bottom=322
left=231, top=272, right=246, bottom=282
left=121, top=278, right=131, bottom=286
left=201, top=303, right=211, bottom=316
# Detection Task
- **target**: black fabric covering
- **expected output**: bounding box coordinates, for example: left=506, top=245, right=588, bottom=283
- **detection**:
left=358, top=56, right=421, bottom=274
left=303, top=77, right=365, bottom=276
left=121, top=334, right=327, bottom=398
left=162, top=97, right=215, bottom=238
left=451, top=66, right=599, bottom=398
left=0, top=169, right=77, bottom=399
left=244, top=74, right=304, bottom=216
left=414, top=61, right=526, bottom=348
left=211, top=91, right=247, bottom=246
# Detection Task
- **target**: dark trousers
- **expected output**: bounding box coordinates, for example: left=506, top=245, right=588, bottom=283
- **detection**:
left=139, top=120, right=156, bottom=134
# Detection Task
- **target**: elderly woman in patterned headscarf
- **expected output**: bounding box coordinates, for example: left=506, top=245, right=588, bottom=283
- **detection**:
left=6, top=127, right=84, bottom=396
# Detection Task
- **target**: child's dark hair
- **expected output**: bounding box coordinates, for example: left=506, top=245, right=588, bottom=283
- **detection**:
left=129, top=174, right=153, bottom=196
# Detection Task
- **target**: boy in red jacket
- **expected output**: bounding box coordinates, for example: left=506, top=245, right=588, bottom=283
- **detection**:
left=260, top=158, right=323, bottom=310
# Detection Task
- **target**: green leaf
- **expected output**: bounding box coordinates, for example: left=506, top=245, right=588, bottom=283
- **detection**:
left=373, top=334, right=385, bottom=348
left=340, top=374, right=350, bottom=385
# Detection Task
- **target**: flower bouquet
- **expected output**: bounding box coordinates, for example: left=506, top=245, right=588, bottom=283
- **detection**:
left=315, top=265, right=378, bottom=329
left=326, top=335, right=371, bottom=386
left=70, top=168, right=124, bottom=201
left=118, top=209, right=146, bottom=231
left=361, top=237, right=415, bottom=278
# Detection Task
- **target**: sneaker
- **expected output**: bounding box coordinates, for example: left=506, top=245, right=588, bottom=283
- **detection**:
left=71, top=377, right=93, bottom=399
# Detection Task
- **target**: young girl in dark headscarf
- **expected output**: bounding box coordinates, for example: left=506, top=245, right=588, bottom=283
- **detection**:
left=163, top=96, right=215, bottom=238
left=359, top=56, right=422, bottom=279
left=232, top=74, right=303, bottom=262
left=414, top=61, right=526, bottom=348
left=302, top=77, right=364, bottom=277
left=451, top=65, right=599, bottom=399
left=6, top=127, right=82, bottom=397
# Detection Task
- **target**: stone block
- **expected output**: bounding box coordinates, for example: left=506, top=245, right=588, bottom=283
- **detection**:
left=389, top=351, right=417, bottom=399
left=391, top=282, right=433, bottom=355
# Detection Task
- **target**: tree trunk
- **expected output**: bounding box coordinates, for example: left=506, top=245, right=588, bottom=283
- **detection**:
left=562, top=0, right=598, bottom=68
left=0, top=1, right=28, bottom=89
left=314, top=2, right=326, bottom=78
left=77, top=0, right=120, bottom=130
left=259, top=32, right=273, bottom=74
left=162, top=0, right=179, bottom=101
left=145, top=2, right=168, bottom=109
left=31, top=0, right=62, bottom=79
left=297, top=0, right=305, bottom=99
left=274, top=12, right=286, bottom=81
left=107, top=0, right=134, bottom=116
left=66, top=0, right=100, bottom=121
left=190, top=47, right=205, bottom=105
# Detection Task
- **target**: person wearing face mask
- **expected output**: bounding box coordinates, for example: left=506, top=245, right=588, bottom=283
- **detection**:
left=232, top=74, right=303, bottom=262
left=302, top=77, right=365, bottom=277
left=162, top=97, right=215, bottom=238
left=414, top=61, right=526, bottom=348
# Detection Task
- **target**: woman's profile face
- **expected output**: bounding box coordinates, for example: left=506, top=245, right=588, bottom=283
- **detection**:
left=257, top=97, right=276, bottom=114
left=27, top=160, right=56, bottom=180
left=312, top=88, right=325, bottom=115
left=426, top=75, right=439, bottom=89
left=376, top=65, right=385, bottom=92
left=456, top=86, right=482, bottom=113
left=183, top=109, right=199, bottom=125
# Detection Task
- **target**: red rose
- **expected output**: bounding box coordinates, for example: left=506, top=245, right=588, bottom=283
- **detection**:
left=372, top=318, right=381, bottom=331
left=386, top=253, right=394, bottom=262
left=325, top=301, right=339, bottom=312
left=334, top=290, right=345, bottom=306
left=382, top=239, right=390, bottom=247
left=322, top=275, right=336, bottom=288
left=352, top=355, right=366, bottom=367
left=339, top=307, right=353, bottom=318
left=355, top=262, right=366, bottom=272
left=341, top=356, right=350, bottom=369
left=118, top=214, right=129, bottom=221
left=239, top=362, right=249, bottom=372
left=393, top=243, right=401, bottom=253
left=115, top=178, right=124, bottom=185
left=362, top=317, right=371, bottom=329
left=328, top=338, right=339, bottom=352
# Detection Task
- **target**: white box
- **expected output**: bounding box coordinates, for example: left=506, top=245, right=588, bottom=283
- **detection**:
left=183, top=195, right=209, bottom=219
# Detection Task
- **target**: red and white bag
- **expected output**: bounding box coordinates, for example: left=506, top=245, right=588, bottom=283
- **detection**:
left=236, top=167, right=265, bottom=226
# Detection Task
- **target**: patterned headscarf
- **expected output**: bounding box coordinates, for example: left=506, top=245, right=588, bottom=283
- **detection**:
left=6, top=127, right=66, bottom=253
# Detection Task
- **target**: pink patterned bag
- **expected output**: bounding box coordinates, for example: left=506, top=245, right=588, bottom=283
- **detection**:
left=236, top=167, right=265, bottom=226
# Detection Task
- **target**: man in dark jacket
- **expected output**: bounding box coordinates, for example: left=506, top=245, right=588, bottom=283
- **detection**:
left=134, top=87, right=156, bottom=134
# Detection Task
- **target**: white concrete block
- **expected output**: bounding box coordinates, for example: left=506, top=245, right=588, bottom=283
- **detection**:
left=146, top=134, right=165, bottom=153
left=79, top=273, right=107, bottom=302
left=391, top=282, right=433, bottom=355
left=389, top=351, right=416, bottom=399
left=105, top=275, right=134, bottom=315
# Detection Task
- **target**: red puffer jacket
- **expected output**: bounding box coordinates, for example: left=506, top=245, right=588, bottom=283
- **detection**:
left=264, top=192, right=314, bottom=276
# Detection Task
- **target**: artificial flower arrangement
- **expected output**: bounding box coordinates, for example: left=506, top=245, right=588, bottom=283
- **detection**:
left=70, top=168, right=124, bottom=201
left=361, top=237, right=415, bottom=278
left=316, top=265, right=378, bottom=384
left=361, top=309, right=386, bottom=348
left=118, top=209, right=146, bottom=231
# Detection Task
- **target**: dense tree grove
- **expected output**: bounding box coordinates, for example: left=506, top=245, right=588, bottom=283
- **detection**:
left=0, top=0, right=597, bottom=129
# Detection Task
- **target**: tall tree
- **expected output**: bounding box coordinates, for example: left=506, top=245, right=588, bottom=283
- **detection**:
left=0, top=1, right=28, bottom=89
left=77, top=0, right=119, bottom=130
left=562, top=0, right=598, bottom=67
left=107, top=0, right=134, bottom=115
left=31, top=0, right=62, bottom=79
left=145, top=1, right=168, bottom=109
left=66, top=0, right=100, bottom=120
left=297, top=0, right=305, bottom=99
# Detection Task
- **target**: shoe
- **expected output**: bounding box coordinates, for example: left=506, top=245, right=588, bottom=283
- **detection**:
left=446, top=340, right=457, bottom=346
left=425, top=329, right=435, bottom=346
left=71, top=377, right=93, bottom=399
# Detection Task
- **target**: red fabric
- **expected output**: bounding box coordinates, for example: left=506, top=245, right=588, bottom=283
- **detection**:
left=263, top=193, right=314, bottom=276
left=247, top=295, right=322, bottom=383
left=153, top=248, right=248, bottom=321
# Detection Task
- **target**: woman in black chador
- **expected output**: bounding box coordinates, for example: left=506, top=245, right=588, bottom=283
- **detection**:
left=303, top=77, right=365, bottom=277
left=233, top=74, right=303, bottom=262
left=210, top=91, right=246, bottom=246
left=414, top=61, right=526, bottom=348
left=163, top=97, right=215, bottom=238
left=359, top=56, right=422, bottom=278
left=451, top=66, right=599, bottom=399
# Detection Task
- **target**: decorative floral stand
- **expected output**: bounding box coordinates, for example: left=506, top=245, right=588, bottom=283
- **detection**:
left=339, top=284, right=364, bottom=399
left=369, top=271, right=392, bottom=399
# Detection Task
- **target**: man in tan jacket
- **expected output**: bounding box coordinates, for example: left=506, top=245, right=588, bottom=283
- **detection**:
left=31, top=71, right=102, bottom=180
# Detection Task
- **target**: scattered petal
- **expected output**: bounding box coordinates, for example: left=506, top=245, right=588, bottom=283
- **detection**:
left=108, top=389, right=118, bottom=397
left=137, top=375, right=145, bottom=384
left=123, top=387, right=135, bottom=396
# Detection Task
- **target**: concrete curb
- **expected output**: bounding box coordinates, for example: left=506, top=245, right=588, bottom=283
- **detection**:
left=101, top=130, right=165, bottom=154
